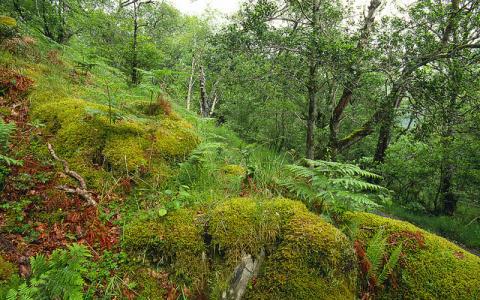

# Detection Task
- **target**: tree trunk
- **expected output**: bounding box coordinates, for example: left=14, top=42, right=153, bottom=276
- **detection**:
left=374, top=0, right=461, bottom=163
left=439, top=158, right=455, bottom=215
left=186, top=55, right=196, bottom=110
left=306, top=62, right=318, bottom=160
left=209, top=93, right=218, bottom=116
left=436, top=97, right=456, bottom=215
left=131, top=2, right=139, bottom=85
left=439, top=0, right=460, bottom=215
left=199, top=66, right=209, bottom=117
left=373, top=112, right=392, bottom=162
left=305, top=1, right=321, bottom=160
left=327, top=0, right=381, bottom=158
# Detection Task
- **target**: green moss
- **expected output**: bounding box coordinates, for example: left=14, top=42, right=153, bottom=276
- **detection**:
left=221, top=164, right=246, bottom=176
left=154, top=118, right=200, bottom=160
left=125, top=198, right=357, bottom=299
left=244, top=200, right=356, bottom=300
left=209, top=198, right=276, bottom=262
left=123, top=218, right=165, bottom=251
left=30, top=93, right=198, bottom=187
left=346, top=212, right=480, bottom=299
left=134, top=268, right=167, bottom=299
left=0, top=16, right=17, bottom=27
left=0, top=255, right=15, bottom=281
left=0, top=107, right=11, bottom=117
left=123, top=209, right=206, bottom=289
left=103, top=136, right=149, bottom=172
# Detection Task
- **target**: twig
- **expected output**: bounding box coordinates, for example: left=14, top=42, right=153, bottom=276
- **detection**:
left=466, top=216, right=479, bottom=227
left=47, top=143, right=97, bottom=206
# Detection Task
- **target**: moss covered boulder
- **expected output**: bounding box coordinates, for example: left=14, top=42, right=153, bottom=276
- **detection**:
left=346, top=212, right=480, bottom=299
left=123, top=198, right=357, bottom=299
left=123, top=208, right=207, bottom=289
left=31, top=96, right=198, bottom=187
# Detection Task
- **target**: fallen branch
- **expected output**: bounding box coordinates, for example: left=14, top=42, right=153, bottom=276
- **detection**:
left=47, top=143, right=97, bottom=206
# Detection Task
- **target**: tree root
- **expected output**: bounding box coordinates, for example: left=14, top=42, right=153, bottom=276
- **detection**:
left=47, top=143, right=97, bottom=206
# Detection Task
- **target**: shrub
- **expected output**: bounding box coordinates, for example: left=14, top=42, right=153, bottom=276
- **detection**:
left=1, top=37, right=37, bottom=56
left=0, top=68, right=34, bottom=101
left=144, top=95, right=172, bottom=116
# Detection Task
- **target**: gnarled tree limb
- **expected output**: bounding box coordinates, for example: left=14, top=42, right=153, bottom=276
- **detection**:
left=47, top=143, right=97, bottom=206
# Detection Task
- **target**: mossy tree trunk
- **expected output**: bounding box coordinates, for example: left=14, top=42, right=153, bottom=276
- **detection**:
left=328, top=0, right=382, bottom=160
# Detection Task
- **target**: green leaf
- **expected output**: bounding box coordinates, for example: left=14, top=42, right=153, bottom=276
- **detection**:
left=158, top=208, right=168, bottom=217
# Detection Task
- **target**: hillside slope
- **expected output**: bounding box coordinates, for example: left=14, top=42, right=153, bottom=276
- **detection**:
left=0, top=38, right=479, bottom=299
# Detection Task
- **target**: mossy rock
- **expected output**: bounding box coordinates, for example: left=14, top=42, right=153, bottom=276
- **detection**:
left=0, top=16, right=17, bottom=27
left=124, top=198, right=357, bottom=299
left=221, top=164, right=246, bottom=176
left=123, top=209, right=207, bottom=289
left=346, top=212, right=480, bottom=299
left=133, top=268, right=167, bottom=299
left=31, top=96, right=199, bottom=186
left=0, top=255, right=15, bottom=281
left=233, top=199, right=355, bottom=300
left=154, top=118, right=200, bottom=160
left=103, top=135, right=149, bottom=172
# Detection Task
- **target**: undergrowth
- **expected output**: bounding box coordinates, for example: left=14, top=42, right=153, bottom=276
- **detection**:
left=384, top=202, right=480, bottom=251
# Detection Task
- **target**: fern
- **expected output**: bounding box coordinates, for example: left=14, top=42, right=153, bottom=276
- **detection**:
left=8, top=244, right=91, bottom=300
left=361, top=229, right=404, bottom=289
left=279, top=159, right=389, bottom=211
left=0, top=119, right=22, bottom=166
left=184, top=142, right=225, bottom=164
left=366, top=229, right=386, bottom=277
left=378, top=243, right=403, bottom=284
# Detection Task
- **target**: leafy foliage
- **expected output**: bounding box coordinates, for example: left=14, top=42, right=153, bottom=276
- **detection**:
left=0, top=118, right=21, bottom=166
left=7, top=244, right=91, bottom=300
left=280, top=159, right=389, bottom=211
left=354, top=228, right=403, bottom=298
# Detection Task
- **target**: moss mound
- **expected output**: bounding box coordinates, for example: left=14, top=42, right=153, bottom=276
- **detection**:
left=31, top=95, right=199, bottom=187
left=0, top=255, right=15, bottom=281
left=346, top=212, right=480, bottom=299
left=124, top=198, right=357, bottom=299
left=123, top=209, right=207, bottom=289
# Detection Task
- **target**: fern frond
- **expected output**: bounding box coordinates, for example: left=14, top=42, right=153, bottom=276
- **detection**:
left=278, top=178, right=317, bottom=202
left=0, top=119, right=16, bottom=150
left=30, top=254, right=48, bottom=277
left=378, top=243, right=403, bottom=285
left=282, top=159, right=386, bottom=210
left=304, top=159, right=382, bottom=179
left=366, top=229, right=386, bottom=277
left=284, top=164, right=316, bottom=178
left=0, top=154, right=23, bottom=166
left=6, top=288, right=18, bottom=300
left=186, top=142, right=224, bottom=164
left=11, top=244, right=91, bottom=300
left=330, top=178, right=386, bottom=192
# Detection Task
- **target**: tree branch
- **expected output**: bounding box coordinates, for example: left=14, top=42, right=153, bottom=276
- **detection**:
left=47, top=143, right=97, bottom=206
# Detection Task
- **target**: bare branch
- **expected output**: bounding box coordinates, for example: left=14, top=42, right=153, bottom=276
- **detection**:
left=48, top=143, right=97, bottom=206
